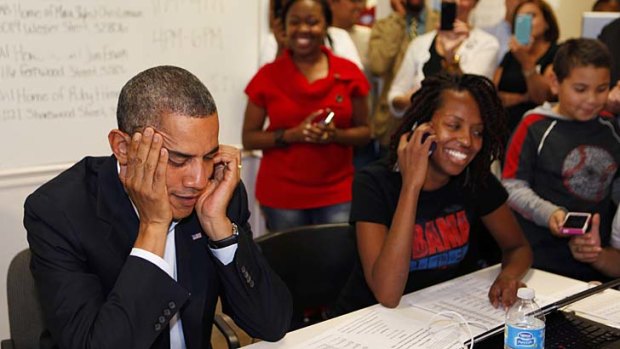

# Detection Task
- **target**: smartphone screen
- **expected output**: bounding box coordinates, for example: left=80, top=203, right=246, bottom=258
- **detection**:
left=440, top=1, right=457, bottom=31
left=322, top=111, right=335, bottom=125
left=515, top=13, right=532, bottom=45
left=563, top=214, right=589, bottom=229
left=561, top=213, right=591, bottom=235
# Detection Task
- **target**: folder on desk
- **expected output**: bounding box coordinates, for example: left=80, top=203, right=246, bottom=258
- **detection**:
left=471, top=278, right=620, bottom=349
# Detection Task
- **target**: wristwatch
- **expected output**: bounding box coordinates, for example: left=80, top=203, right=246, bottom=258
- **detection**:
left=274, top=129, right=289, bottom=147
left=208, top=222, right=239, bottom=249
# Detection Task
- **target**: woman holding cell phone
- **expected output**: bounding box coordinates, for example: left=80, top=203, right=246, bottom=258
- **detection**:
left=331, top=73, right=532, bottom=315
left=493, top=0, right=560, bottom=135
left=242, top=0, right=370, bottom=232
left=388, top=0, right=500, bottom=117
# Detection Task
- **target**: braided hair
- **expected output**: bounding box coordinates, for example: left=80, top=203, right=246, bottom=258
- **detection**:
left=388, top=73, right=508, bottom=192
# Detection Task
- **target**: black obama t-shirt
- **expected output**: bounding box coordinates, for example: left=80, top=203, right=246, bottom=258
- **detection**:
left=340, top=159, right=507, bottom=310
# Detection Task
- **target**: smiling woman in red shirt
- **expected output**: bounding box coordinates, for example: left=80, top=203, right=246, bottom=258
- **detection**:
left=242, top=0, right=370, bottom=232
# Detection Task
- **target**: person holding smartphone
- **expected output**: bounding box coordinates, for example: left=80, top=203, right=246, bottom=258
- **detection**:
left=364, top=0, right=439, bottom=164
left=24, top=66, right=292, bottom=349
left=502, top=39, right=620, bottom=282
left=332, top=74, right=532, bottom=314
left=568, top=208, right=620, bottom=278
left=388, top=0, right=499, bottom=117
left=243, top=0, right=370, bottom=232
left=493, top=0, right=560, bottom=135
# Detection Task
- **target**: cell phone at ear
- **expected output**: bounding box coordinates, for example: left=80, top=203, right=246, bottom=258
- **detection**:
left=440, top=1, right=457, bottom=31
left=515, top=13, right=532, bottom=45
left=421, top=132, right=437, bottom=156
left=561, top=212, right=592, bottom=235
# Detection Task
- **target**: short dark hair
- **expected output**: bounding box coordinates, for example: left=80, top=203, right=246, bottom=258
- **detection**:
left=512, top=0, right=559, bottom=43
left=116, top=66, right=217, bottom=134
left=388, top=73, right=508, bottom=191
left=553, top=38, right=612, bottom=82
left=280, top=0, right=332, bottom=27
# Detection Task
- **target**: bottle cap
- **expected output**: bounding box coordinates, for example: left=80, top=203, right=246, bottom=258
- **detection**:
left=517, top=287, right=535, bottom=300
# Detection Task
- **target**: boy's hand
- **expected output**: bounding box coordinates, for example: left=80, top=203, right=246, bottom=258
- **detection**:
left=569, top=213, right=602, bottom=263
left=548, top=209, right=566, bottom=237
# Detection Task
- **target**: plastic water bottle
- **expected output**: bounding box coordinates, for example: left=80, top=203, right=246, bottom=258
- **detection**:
left=504, top=287, right=545, bottom=349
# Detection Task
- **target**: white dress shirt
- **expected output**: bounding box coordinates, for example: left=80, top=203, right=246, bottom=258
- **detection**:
left=130, top=223, right=237, bottom=349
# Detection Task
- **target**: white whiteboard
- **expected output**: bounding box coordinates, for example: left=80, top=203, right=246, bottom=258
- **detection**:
left=0, top=0, right=259, bottom=170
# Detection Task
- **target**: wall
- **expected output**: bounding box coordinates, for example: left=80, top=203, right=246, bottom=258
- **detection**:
left=554, top=0, right=597, bottom=41
left=0, top=0, right=260, bottom=170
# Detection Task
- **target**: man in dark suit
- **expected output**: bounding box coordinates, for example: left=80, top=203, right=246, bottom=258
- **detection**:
left=24, top=66, right=292, bottom=349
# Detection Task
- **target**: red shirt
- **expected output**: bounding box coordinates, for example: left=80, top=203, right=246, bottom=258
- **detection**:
left=245, top=47, right=370, bottom=209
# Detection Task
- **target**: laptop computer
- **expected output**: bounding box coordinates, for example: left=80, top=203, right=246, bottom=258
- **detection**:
left=469, top=278, right=620, bottom=349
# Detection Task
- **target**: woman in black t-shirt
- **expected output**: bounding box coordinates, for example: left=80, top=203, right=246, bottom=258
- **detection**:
left=337, top=74, right=532, bottom=314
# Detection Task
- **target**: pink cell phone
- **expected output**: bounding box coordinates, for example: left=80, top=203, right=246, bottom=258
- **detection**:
left=560, top=212, right=592, bottom=235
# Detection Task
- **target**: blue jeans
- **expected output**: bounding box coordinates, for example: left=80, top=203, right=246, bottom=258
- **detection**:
left=261, top=202, right=352, bottom=233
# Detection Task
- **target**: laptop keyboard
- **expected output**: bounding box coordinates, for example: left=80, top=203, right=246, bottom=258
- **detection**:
left=545, top=311, right=620, bottom=348
left=473, top=311, right=620, bottom=349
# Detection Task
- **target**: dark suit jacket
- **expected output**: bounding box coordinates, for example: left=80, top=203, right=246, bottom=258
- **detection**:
left=24, top=155, right=292, bottom=349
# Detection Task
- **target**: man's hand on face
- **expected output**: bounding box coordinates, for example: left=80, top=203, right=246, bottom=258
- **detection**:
left=120, top=127, right=172, bottom=236
left=195, top=145, right=242, bottom=241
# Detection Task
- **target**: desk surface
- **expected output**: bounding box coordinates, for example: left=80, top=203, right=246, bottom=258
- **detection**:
left=244, top=265, right=618, bottom=348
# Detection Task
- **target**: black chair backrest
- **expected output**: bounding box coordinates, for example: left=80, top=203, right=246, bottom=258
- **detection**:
left=255, top=223, right=357, bottom=330
left=4, top=249, right=46, bottom=349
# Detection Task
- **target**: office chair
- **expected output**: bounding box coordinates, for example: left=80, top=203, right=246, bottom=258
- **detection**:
left=2, top=249, right=46, bottom=349
left=255, top=223, right=357, bottom=331
left=1, top=249, right=240, bottom=349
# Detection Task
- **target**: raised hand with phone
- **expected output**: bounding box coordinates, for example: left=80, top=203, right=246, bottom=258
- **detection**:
left=119, top=119, right=243, bottom=251
left=437, top=0, right=469, bottom=73
left=388, top=0, right=499, bottom=116
left=494, top=0, right=559, bottom=133
left=396, top=122, right=436, bottom=189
